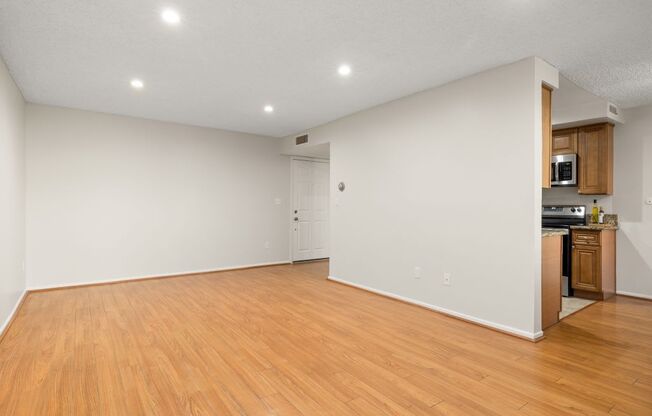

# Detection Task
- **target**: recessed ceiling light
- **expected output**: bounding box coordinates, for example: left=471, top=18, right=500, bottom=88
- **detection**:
left=130, top=79, right=144, bottom=89
left=161, top=8, right=181, bottom=25
left=338, top=64, right=352, bottom=77
left=264, top=105, right=274, bottom=113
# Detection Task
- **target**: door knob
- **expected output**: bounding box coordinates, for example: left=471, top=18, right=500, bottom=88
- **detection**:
left=294, top=217, right=299, bottom=221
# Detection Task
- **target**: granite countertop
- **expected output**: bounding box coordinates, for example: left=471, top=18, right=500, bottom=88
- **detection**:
left=542, top=228, right=569, bottom=237
left=570, top=224, right=619, bottom=231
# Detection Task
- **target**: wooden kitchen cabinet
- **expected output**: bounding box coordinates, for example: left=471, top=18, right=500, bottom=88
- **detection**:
left=552, top=128, right=577, bottom=155
left=542, top=234, right=562, bottom=329
left=551, top=122, right=614, bottom=195
left=572, top=229, right=616, bottom=300
left=572, top=244, right=600, bottom=292
left=578, top=123, right=613, bottom=195
left=542, top=85, right=552, bottom=189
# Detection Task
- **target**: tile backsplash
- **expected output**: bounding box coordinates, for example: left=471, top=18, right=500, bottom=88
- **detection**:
left=603, top=214, right=618, bottom=225
left=542, top=187, right=613, bottom=213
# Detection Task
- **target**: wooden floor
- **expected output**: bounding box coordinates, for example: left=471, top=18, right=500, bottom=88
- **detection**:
left=1, top=262, right=651, bottom=415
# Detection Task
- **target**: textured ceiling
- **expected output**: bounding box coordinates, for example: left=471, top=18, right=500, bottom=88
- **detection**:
left=0, top=0, right=650, bottom=137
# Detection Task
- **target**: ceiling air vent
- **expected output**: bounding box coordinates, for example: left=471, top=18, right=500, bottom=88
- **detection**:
left=296, top=134, right=308, bottom=145
left=609, top=104, right=619, bottom=115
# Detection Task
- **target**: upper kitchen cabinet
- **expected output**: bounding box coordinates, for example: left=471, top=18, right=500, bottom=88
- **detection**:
left=552, top=128, right=577, bottom=155
left=542, top=85, right=552, bottom=189
left=578, top=123, right=613, bottom=195
left=551, top=122, right=614, bottom=195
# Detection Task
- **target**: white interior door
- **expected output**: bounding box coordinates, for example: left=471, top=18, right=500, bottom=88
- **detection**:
left=292, top=159, right=329, bottom=261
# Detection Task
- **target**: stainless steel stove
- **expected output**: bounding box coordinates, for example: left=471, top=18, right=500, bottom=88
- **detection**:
left=542, top=205, right=588, bottom=296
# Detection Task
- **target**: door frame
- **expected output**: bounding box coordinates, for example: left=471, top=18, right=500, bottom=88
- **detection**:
left=289, top=156, right=330, bottom=262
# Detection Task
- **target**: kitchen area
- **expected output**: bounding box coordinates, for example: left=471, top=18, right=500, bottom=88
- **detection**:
left=540, top=77, right=621, bottom=330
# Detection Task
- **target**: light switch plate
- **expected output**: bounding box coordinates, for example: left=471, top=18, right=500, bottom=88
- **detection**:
left=443, top=273, right=451, bottom=286
left=414, top=266, right=422, bottom=279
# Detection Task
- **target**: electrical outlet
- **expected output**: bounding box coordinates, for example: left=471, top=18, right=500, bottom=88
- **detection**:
left=646, top=197, right=652, bottom=206
left=274, top=197, right=282, bottom=205
left=414, top=266, right=422, bottom=279
left=443, top=273, right=451, bottom=286
left=264, top=241, right=270, bottom=249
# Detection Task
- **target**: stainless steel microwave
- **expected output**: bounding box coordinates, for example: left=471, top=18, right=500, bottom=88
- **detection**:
left=551, top=154, right=577, bottom=186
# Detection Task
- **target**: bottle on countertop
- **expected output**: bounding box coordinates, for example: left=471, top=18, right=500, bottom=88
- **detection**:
left=599, top=207, right=605, bottom=224
left=592, top=200, right=599, bottom=224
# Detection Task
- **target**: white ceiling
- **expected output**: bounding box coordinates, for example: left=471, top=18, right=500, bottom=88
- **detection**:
left=0, top=1, right=650, bottom=138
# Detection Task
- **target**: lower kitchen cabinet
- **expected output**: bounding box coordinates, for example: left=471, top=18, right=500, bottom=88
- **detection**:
left=541, top=234, right=562, bottom=330
left=573, top=244, right=601, bottom=291
left=571, top=229, right=616, bottom=300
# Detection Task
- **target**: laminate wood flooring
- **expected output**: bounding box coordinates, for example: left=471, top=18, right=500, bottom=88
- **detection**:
left=1, top=261, right=650, bottom=415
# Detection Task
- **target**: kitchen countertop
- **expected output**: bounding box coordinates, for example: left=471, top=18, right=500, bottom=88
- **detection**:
left=542, top=228, right=569, bottom=237
left=570, top=224, right=619, bottom=231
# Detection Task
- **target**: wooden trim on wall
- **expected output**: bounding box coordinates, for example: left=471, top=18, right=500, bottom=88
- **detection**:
left=327, top=275, right=545, bottom=343
left=0, top=292, right=28, bottom=346
left=28, top=261, right=291, bottom=293
left=616, top=291, right=652, bottom=302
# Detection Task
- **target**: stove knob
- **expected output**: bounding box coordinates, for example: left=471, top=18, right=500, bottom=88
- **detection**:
left=570, top=208, right=576, bottom=212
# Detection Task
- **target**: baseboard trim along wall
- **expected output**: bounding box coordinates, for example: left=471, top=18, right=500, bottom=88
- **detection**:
left=0, top=291, right=28, bottom=344
left=616, top=291, right=652, bottom=301
left=327, top=275, right=544, bottom=342
left=29, top=261, right=292, bottom=292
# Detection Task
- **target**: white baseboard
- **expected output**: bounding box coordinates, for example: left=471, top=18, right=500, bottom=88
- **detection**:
left=28, top=260, right=292, bottom=291
left=617, top=290, right=652, bottom=301
left=0, top=290, right=27, bottom=338
left=327, top=275, right=543, bottom=342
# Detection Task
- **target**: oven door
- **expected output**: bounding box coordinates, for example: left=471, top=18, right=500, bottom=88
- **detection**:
left=551, top=154, right=577, bottom=186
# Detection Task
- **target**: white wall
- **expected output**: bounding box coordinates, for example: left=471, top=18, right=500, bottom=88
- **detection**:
left=544, top=76, right=620, bottom=215
left=282, top=57, right=558, bottom=339
left=613, top=105, right=652, bottom=299
left=0, top=57, right=25, bottom=333
left=542, top=107, right=652, bottom=299
left=283, top=142, right=330, bottom=159
left=26, top=105, right=290, bottom=289
left=552, top=76, right=624, bottom=128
